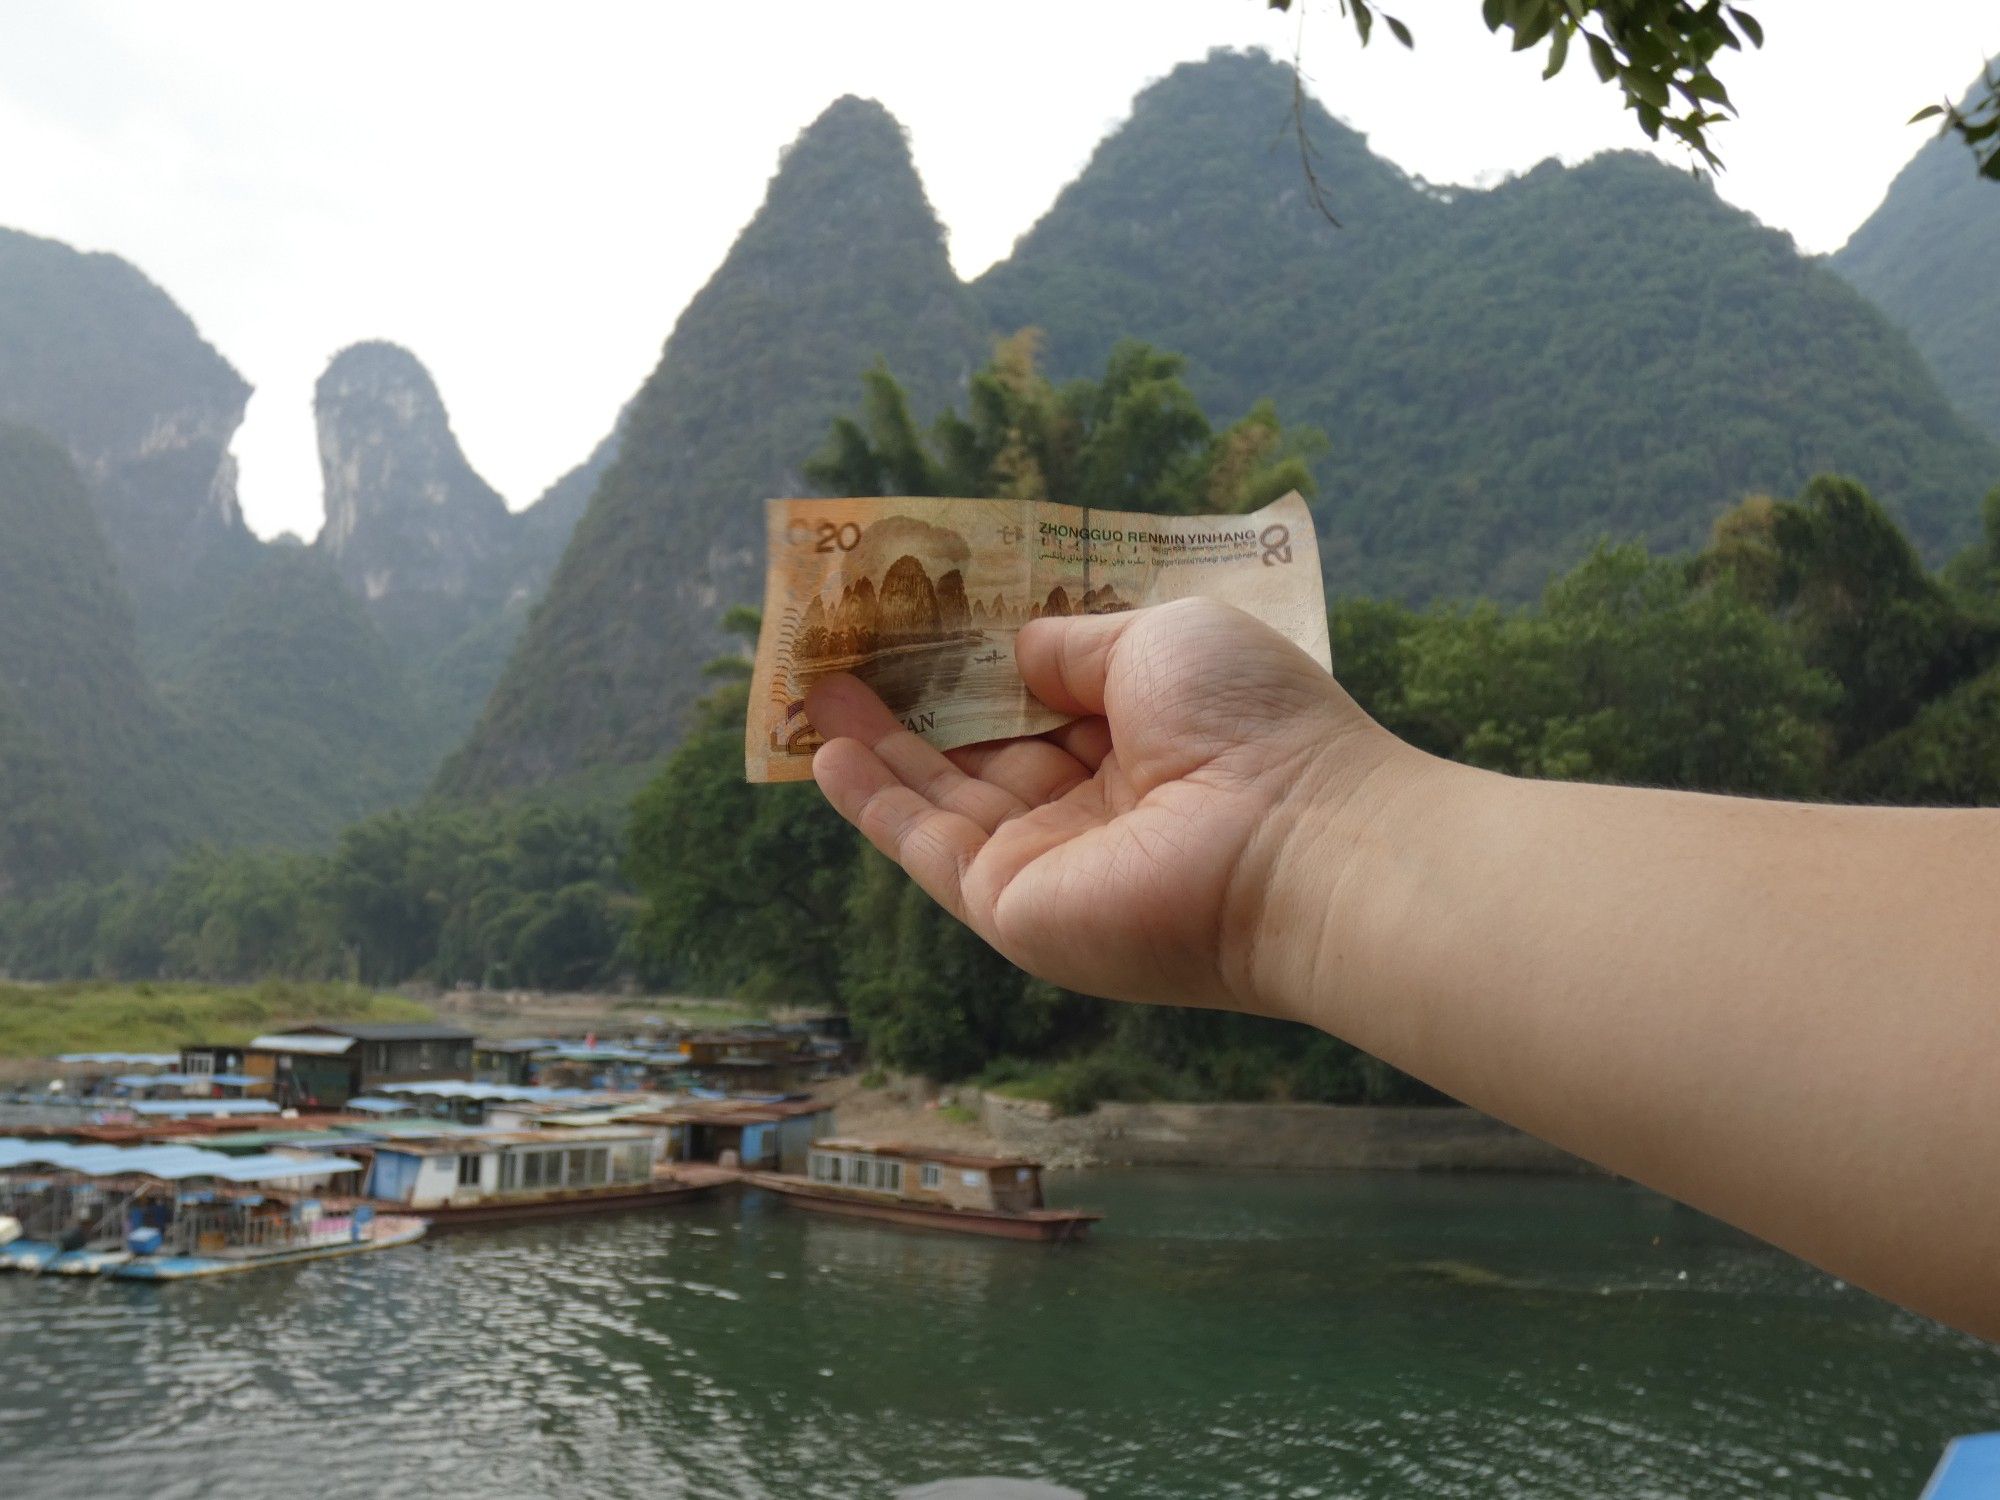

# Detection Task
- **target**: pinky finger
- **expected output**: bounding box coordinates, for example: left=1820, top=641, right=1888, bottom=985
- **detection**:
left=813, top=737, right=990, bottom=929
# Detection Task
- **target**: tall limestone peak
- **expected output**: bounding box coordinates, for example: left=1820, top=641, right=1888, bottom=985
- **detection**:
left=313, top=339, right=511, bottom=648
left=0, top=225, right=256, bottom=655
left=978, top=48, right=1423, bottom=397
left=1834, top=63, right=2000, bottom=444
left=437, top=95, right=988, bottom=796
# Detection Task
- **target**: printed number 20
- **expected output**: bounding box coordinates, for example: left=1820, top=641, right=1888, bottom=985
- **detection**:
left=815, top=521, right=861, bottom=552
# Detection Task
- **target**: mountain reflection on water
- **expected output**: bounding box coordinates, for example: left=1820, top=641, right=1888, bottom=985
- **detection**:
left=1, top=1171, right=1993, bottom=1499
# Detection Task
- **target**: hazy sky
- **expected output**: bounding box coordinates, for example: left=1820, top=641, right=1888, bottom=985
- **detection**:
left=1, top=1, right=1994, bottom=540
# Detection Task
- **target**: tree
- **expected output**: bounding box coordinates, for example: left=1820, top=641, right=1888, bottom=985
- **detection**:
left=1389, top=543, right=1838, bottom=796
left=625, top=615, right=857, bottom=1002
left=1703, top=476, right=2000, bottom=753
left=807, top=331, right=1324, bottom=514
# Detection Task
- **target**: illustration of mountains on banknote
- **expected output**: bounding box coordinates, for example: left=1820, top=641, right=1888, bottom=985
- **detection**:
left=747, top=494, right=1329, bottom=782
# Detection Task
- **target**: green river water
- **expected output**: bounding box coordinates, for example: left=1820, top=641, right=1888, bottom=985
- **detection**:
left=1, top=1170, right=1994, bottom=1498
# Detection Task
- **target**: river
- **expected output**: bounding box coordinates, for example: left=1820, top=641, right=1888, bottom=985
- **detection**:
left=1, top=1170, right=1994, bottom=1498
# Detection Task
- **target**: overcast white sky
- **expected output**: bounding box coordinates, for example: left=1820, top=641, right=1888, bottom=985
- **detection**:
left=1, top=1, right=1994, bottom=540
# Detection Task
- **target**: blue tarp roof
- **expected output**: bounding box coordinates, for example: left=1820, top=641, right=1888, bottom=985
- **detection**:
left=0, top=1137, right=360, bottom=1181
left=126, top=1099, right=279, bottom=1118
left=344, top=1097, right=412, bottom=1113
left=208, top=1073, right=261, bottom=1087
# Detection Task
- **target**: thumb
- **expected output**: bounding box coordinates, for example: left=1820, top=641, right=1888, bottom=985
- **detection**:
left=1014, top=610, right=1142, bottom=717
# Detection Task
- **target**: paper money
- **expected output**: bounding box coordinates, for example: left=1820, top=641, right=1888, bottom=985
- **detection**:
left=745, top=491, right=1330, bottom=782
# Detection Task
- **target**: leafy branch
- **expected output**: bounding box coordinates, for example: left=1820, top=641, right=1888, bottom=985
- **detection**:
left=1910, top=59, right=2000, bottom=181
left=1273, top=0, right=1762, bottom=171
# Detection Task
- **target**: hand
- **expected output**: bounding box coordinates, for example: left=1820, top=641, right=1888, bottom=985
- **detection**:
left=806, top=598, right=1415, bottom=1016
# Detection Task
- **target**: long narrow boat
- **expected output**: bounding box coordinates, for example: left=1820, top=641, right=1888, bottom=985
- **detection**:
left=745, top=1139, right=1099, bottom=1243
left=357, top=1126, right=736, bottom=1230
left=0, top=1137, right=425, bottom=1278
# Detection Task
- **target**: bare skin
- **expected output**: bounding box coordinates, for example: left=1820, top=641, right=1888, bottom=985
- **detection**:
left=808, top=598, right=2000, bottom=1342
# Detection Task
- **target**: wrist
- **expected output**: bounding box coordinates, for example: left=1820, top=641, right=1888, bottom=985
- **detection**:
left=1241, top=730, right=1486, bottom=1031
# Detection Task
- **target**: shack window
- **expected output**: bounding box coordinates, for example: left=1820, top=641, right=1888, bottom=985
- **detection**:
left=588, top=1149, right=609, bottom=1186
left=523, top=1151, right=546, bottom=1189
left=565, top=1148, right=587, bottom=1186
left=457, top=1154, right=481, bottom=1187
left=824, top=1155, right=841, bottom=1184
left=620, top=1145, right=651, bottom=1182
left=920, top=1164, right=941, bottom=1190
left=501, top=1154, right=518, bottom=1190
left=879, top=1161, right=902, bottom=1193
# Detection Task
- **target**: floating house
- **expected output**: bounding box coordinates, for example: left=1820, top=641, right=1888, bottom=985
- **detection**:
left=356, top=1124, right=731, bottom=1229
left=472, top=1038, right=550, bottom=1086
left=373, top=1079, right=619, bottom=1125
left=747, top=1139, right=1099, bottom=1242
left=531, top=1044, right=690, bottom=1092
left=0, top=1136, right=423, bottom=1278
left=241, top=1022, right=476, bottom=1108
left=630, top=1096, right=833, bottom=1173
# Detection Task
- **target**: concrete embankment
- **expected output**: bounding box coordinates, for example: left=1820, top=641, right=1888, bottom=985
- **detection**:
left=979, top=1094, right=1598, bottom=1174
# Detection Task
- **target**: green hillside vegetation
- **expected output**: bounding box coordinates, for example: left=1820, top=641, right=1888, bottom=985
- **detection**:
left=0, top=797, right=629, bottom=994
left=437, top=96, right=990, bottom=799
left=0, top=979, right=429, bottom=1060
left=1834, top=64, right=2000, bottom=444
left=0, top=424, right=200, bottom=893
left=976, top=51, right=2000, bottom=600
left=167, top=550, right=445, bottom=849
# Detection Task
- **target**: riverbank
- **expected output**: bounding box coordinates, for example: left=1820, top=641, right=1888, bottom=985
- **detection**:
left=821, top=1075, right=1594, bottom=1174
left=0, top=980, right=432, bottom=1081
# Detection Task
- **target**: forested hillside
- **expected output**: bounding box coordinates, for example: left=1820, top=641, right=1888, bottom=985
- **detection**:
left=1834, top=63, right=2000, bottom=446
left=0, top=425, right=197, bottom=892
left=168, top=549, right=444, bottom=849
left=979, top=51, right=2000, bottom=599
left=435, top=95, right=991, bottom=798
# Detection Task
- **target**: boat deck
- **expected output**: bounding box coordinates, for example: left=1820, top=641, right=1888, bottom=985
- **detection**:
left=742, top=1171, right=1100, bottom=1242
left=0, top=1217, right=428, bottom=1280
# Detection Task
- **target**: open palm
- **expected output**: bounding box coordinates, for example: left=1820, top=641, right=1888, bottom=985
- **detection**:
left=808, top=599, right=1371, bottom=1014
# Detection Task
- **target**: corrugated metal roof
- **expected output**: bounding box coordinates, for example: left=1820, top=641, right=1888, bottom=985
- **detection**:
left=371, top=1125, right=658, bottom=1156
left=298, top=1022, right=475, bottom=1042
left=55, top=1052, right=179, bottom=1066
left=248, top=1032, right=354, bottom=1055
left=127, top=1100, right=280, bottom=1118
left=0, top=1137, right=359, bottom=1181
left=376, top=1080, right=597, bottom=1101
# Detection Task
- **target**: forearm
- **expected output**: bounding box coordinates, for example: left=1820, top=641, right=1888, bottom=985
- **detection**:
left=1272, top=752, right=2000, bottom=1336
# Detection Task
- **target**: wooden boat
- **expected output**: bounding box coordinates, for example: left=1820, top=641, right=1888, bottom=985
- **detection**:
left=356, top=1126, right=735, bottom=1230
left=110, top=1211, right=427, bottom=1279
left=0, top=1136, right=425, bottom=1278
left=745, top=1139, right=1100, bottom=1243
